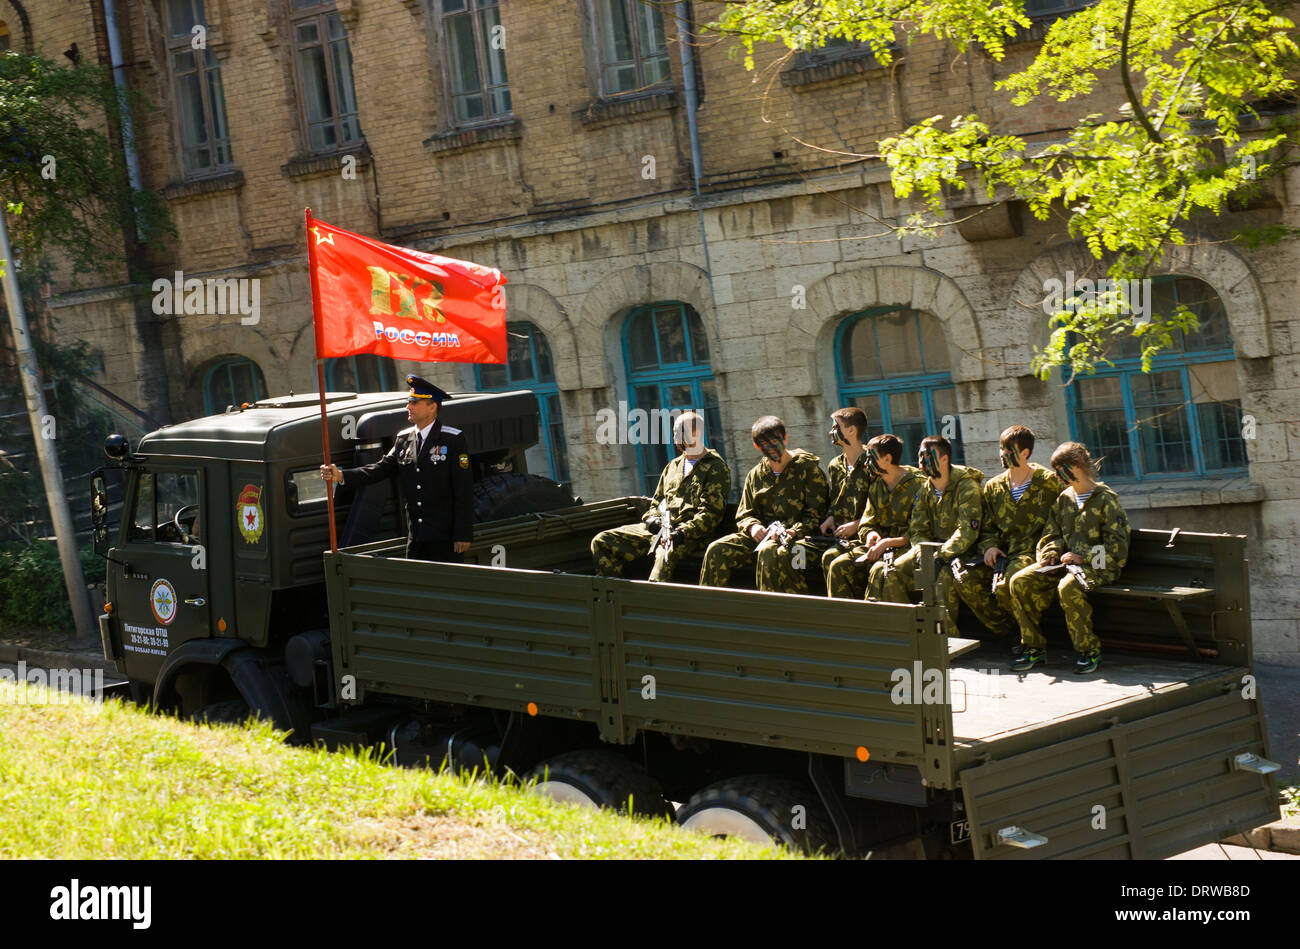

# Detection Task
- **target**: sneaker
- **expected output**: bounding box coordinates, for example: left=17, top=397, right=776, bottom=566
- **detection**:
left=1073, top=651, right=1101, bottom=675
left=1010, top=648, right=1045, bottom=672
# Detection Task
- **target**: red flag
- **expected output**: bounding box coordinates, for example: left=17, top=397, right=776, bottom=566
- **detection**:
left=307, top=214, right=507, bottom=364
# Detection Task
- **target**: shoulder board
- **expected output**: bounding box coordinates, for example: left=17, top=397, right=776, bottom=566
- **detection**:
left=441, top=425, right=462, bottom=436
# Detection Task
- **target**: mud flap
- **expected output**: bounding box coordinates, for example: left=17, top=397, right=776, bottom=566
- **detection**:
left=960, top=690, right=1279, bottom=859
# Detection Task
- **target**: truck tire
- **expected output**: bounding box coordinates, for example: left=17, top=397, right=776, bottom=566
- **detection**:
left=473, top=473, right=578, bottom=523
left=190, top=698, right=252, bottom=726
left=527, top=750, right=674, bottom=820
left=676, top=775, right=837, bottom=855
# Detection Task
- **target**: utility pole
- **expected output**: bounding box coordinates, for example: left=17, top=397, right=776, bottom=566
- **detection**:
left=0, top=207, right=96, bottom=643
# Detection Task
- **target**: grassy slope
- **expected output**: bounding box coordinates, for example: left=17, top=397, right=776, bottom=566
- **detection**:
left=0, top=682, right=800, bottom=859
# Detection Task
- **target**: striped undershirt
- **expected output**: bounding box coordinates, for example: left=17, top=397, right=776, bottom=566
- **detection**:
left=1074, top=490, right=1093, bottom=509
left=1010, top=477, right=1031, bottom=502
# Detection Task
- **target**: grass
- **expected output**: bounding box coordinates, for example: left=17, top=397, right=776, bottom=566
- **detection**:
left=0, top=680, right=803, bottom=859
left=1282, top=786, right=1299, bottom=821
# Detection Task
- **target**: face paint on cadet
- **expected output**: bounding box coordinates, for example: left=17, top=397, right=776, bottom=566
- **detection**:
left=866, top=446, right=885, bottom=478
left=829, top=421, right=846, bottom=447
left=755, top=436, right=784, bottom=463
left=1054, top=463, right=1076, bottom=484
left=1000, top=447, right=1019, bottom=470
left=919, top=446, right=943, bottom=479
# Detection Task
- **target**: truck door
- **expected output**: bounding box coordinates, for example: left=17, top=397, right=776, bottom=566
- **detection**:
left=110, top=467, right=211, bottom=684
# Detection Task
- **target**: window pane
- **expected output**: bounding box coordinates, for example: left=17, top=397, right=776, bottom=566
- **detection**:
left=889, top=391, right=926, bottom=463
left=131, top=472, right=155, bottom=541
left=699, top=379, right=723, bottom=457
left=455, top=94, right=486, bottom=122
left=606, top=63, right=637, bottom=93
left=600, top=0, right=635, bottom=64
left=327, top=12, right=346, bottom=40
left=842, top=318, right=882, bottom=382
left=875, top=310, right=925, bottom=377
left=546, top=393, right=570, bottom=483
left=655, top=307, right=688, bottom=364
left=1130, top=370, right=1193, bottom=473
left=206, top=61, right=232, bottom=166
left=448, top=13, right=482, bottom=95
left=1074, top=376, right=1134, bottom=477
left=685, top=309, right=710, bottom=364
left=177, top=69, right=210, bottom=151
left=916, top=312, right=949, bottom=372
left=331, top=37, right=360, bottom=142
left=298, top=44, right=333, bottom=123
left=851, top=395, right=881, bottom=433
left=638, top=1, right=667, bottom=56
left=329, top=357, right=357, bottom=391
left=156, top=472, right=200, bottom=534
left=480, top=6, right=508, bottom=86
left=168, top=0, right=201, bottom=35
left=627, top=311, right=659, bottom=370
left=507, top=327, right=534, bottom=382
left=533, top=329, right=555, bottom=382
left=296, top=22, right=319, bottom=45
left=1198, top=401, right=1247, bottom=470
left=209, top=365, right=234, bottom=411
left=442, top=0, right=467, bottom=11
left=479, top=363, right=508, bottom=389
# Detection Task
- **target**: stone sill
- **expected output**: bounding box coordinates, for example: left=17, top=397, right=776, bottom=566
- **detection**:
left=424, top=117, right=522, bottom=157
left=161, top=169, right=244, bottom=202
left=1113, top=477, right=1264, bottom=511
left=282, top=146, right=371, bottom=181
left=781, top=52, right=890, bottom=90
left=577, top=90, right=677, bottom=129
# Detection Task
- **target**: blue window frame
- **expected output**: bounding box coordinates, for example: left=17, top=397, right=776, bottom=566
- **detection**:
left=835, top=307, right=964, bottom=465
left=475, top=322, right=570, bottom=483
left=203, top=357, right=266, bottom=414
left=325, top=354, right=398, bottom=393
left=1066, top=277, right=1247, bottom=481
left=623, top=302, right=724, bottom=494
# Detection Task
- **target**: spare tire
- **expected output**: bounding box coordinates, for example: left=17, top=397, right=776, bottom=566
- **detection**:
left=473, top=472, right=580, bottom=522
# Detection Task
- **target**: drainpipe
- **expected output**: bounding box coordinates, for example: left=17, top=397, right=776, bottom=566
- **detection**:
left=102, top=0, right=143, bottom=233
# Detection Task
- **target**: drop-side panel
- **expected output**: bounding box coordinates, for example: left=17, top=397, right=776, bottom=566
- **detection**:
left=615, top=582, right=946, bottom=766
left=326, top=553, right=602, bottom=721
left=961, top=687, right=1278, bottom=859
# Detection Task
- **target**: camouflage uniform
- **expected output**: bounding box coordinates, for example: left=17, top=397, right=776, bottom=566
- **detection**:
left=1008, top=483, right=1131, bottom=654
left=955, top=464, right=1064, bottom=637
left=791, top=451, right=872, bottom=594
left=824, top=466, right=925, bottom=600
left=699, top=449, right=829, bottom=592
left=591, top=449, right=731, bottom=582
left=879, top=465, right=985, bottom=618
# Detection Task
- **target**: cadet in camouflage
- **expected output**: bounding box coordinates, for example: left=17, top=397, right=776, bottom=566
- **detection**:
left=956, top=425, right=1064, bottom=638
left=824, top=433, right=925, bottom=600
left=1009, top=441, right=1131, bottom=667
left=699, top=416, right=829, bottom=593
left=592, top=412, right=731, bottom=582
left=789, top=407, right=873, bottom=595
left=879, top=435, right=984, bottom=619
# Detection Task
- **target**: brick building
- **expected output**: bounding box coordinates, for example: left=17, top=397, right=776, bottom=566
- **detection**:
left=9, top=0, right=1300, bottom=662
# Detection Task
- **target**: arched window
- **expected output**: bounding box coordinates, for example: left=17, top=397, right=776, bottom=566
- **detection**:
left=325, top=354, right=398, bottom=393
left=1066, top=276, right=1246, bottom=480
left=623, top=302, right=723, bottom=494
left=475, top=322, right=570, bottom=483
left=835, top=307, right=963, bottom=464
left=204, top=357, right=266, bottom=414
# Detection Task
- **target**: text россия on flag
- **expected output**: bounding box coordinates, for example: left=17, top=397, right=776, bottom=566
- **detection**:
left=306, top=214, right=507, bottom=364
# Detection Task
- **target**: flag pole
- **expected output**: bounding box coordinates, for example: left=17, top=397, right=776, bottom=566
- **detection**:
left=305, top=207, right=338, bottom=553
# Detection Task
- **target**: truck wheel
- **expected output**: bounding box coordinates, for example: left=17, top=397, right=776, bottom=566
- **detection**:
left=190, top=698, right=252, bottom=726
left=473, top=473, right=578, bottom=522
left=676, top=775, right=837, bottom=854
left=527, top=750, right=673, bottom=820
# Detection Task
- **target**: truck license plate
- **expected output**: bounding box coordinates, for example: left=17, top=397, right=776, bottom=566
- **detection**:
left=949, top=819, right=971, bottom=844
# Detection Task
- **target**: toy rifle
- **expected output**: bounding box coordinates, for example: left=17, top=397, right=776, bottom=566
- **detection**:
left=1064, top=561, right=1092, bottom=591
left=648, top=499, right=673, bottom=558
left=755, top=520, right=792, bottom=554
left=991, top=554, right=1008, bottom=592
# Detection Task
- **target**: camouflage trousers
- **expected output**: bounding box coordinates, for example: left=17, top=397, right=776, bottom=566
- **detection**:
left=591, top=522, right=689, bottom=582
left=955, top=553, right=1036, bottom=638
left=699, top=532, right=809, bottom=593
left=1008, top=563, right=1102, bottom=654
left=826, top=546, right=903, bottom=601
left=878, top=546, right=963, bottom=619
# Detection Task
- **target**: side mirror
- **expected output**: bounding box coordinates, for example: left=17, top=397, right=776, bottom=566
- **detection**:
left=104, top=433, right=130, bottom=462
left=90, top=471, right=110, bottom=556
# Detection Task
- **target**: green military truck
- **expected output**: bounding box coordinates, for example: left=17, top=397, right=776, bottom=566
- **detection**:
left=90, top=390, right=1282, bottom=859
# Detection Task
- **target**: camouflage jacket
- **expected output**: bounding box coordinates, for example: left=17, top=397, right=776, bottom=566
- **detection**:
left=827, top=451, right=873, bottom=525
left=907, top=464, right=986, bottom=559
left=1037, top=482, right=1131, bottom=584
left=976, top=463, right=1064, bottom=560
left=735, top=449, right=829, bottom=540
left=641, top=449, right=732, bottom=546
left=856, top=465, right=925, bottom=543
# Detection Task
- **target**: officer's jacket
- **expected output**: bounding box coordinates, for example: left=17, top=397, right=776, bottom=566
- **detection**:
left=342, top=420, right=474, bottom=544
left=907, top=464, right=985, bottom=559
left=827, top=451, right=873, bottom=525
left=976, top=463, right=1064, bottom=560
left=641, top=449, right=732, bottom=545
left=735, top=449, right=829, bottom=540
left=856, top=465, right=924, bottom=543
left=1037, top=482, right=1131, bottom=585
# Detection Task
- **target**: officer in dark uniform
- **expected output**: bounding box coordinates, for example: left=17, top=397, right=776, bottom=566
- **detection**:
left=320, top=374, right=474, bottom=561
